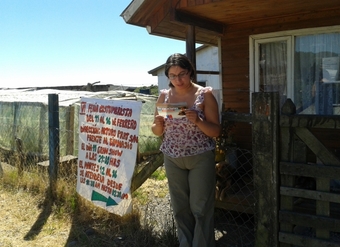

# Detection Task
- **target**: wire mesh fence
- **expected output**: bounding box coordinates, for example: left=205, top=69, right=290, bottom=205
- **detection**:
left=215, top=147, right=256, bottom=246
left=0, top=90, right=258, bottom=246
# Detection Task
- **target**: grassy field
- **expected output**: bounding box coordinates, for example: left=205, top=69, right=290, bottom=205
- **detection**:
left=0, top=162, right=178, bottom=247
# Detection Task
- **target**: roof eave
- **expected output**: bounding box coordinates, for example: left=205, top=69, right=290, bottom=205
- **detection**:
left=120, top=0, right=145, bottom=24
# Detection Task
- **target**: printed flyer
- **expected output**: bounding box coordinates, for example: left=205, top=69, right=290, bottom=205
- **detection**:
left=156, top=102, right=188, bottom=119
left=77, top=97, right=142, bottom=216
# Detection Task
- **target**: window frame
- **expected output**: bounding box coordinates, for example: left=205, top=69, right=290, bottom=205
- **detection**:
left=249, top=25, right=340, bottom=112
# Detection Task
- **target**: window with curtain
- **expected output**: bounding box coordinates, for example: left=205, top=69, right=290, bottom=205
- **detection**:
left=259, top=41, right=288, bottom=107
left=294, top=33, right=340, bottom=115
left=253, top=30, right=340, bottom=115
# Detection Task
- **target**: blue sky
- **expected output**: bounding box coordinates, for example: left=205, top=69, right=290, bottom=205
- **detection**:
left=0, top=0, right=185, bottom=88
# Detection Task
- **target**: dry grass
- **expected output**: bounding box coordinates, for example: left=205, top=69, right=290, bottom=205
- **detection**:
left=0, top=162, right=178, bottom=247
left=0, top=188, right=71, bottom=247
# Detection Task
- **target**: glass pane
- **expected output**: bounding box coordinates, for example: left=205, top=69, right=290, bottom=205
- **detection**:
left=259, top=41, right=287, bottom=107
left=294, top=33, right=340, bottom=115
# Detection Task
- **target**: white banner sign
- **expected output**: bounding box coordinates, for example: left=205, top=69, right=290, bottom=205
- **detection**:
left=77, top=97, right=142, bottom=216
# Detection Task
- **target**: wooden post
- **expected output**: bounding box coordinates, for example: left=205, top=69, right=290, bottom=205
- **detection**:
left=0, top=160, right=3, bottom=178
left=66, top=105, right=75, bottom=155
left=252, top=92, right=280, bottom=247
left=315, top=158, right=330, bottom=240
left=15, top=137, right=24, bottom=177
left=48, top=94, right=60, bottom=199
left=38, top=104, right=47, bottom=155
left=280, top=98, right=303, bottom=247
left=185, top=25, right=197, bottom=82
left=12, top=102, right=20, bottom=150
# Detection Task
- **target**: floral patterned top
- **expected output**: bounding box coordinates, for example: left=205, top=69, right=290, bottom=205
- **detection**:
left=159, top=87, right=216, bottom=158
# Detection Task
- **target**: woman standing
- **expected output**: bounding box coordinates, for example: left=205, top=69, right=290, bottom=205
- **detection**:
left=152, top=53, right=221, bottom=247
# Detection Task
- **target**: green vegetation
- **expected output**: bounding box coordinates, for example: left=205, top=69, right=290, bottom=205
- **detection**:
left=134, top=84, right=159, bottom=96
left=151, top=167, right=167, bottom=180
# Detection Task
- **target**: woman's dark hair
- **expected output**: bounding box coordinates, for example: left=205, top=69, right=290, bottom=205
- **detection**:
left=164, top=53, right=196, bottom=87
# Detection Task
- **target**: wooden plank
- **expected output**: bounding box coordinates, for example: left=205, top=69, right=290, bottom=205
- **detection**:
left=280, top=187, right=340, bottom=204
left=222, top=81, right=249, bottom=90
left=222, top=35, right=249, bottom=46
left=177, top=0, right=188, bottom=8
left=188, top=0, right=195, bottom=6
left=131, top=154, right=164, bottom=192
left=312, top=155, right=332, bottom=240
left=223, top=102, right=250, bottom=111
left=279, top=211, right=340, bottom=232
left=292, top=199, right=340, bottom=219
left=148, top=2, right=172, bottom=34
left=222, top=63, right=249, bottom=74
left=280, top=162, right=340, bottom=180
left=173, top=10, right=224, bottom=34
left=294, top=128, right=340, bottom=167
left=280, top=115, right=340, bottom=129
left=222, top=112, right=252, bottom=123
left=279, top=232, right=340, bottom=247
left=222, top=51, right=249, bottom=62
left=37, top=155, right=77, bottom=167
left=316, top=176, right=330, bottom=239
left=225, top=8, right=340, bottom=34
left=222, top=94, right=249, bottom=104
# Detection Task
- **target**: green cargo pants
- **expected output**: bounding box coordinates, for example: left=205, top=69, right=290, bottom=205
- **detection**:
left=164, top=150, right=216, bottom=247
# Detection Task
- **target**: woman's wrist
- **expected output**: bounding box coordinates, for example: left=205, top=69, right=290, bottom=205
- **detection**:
left=152, top=124, right=164, bottom=136
left=195, top=117, right=203, bottom=126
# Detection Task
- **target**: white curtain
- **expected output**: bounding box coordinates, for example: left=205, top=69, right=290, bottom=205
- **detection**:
left=295, top=33, right=340, bottom=115
left=259, top=41, right=287, bottom=107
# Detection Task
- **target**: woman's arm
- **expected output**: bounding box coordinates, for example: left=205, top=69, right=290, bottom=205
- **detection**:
left=186, top=90, right=221, bottom=137
left=151, top=93, right=166, bottom=136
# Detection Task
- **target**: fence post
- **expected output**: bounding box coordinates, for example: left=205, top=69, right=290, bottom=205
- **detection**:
left=66, top=105, right=75, bottom=155
left=280, top=99, right=306, bottom=246
left=12, top=102, right=20, bottom=150
left=48, top=94, right=59, bottom=198
left=0, top=160, right=3, bottom=178
left=252, top=92, right=280, bottom=247
left=39, top=104, right=47, bottom=154
left=15, top=137, right=24, bottom=176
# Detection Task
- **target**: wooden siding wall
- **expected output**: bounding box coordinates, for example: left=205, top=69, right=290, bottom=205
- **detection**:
left=221, top=10, right=340, bottom=150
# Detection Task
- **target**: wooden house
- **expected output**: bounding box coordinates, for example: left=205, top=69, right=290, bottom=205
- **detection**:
left=121, top=1, right=340, bottom=246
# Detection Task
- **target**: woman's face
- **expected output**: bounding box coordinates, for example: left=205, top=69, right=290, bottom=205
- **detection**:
left=168, top=66, right=190, bottom=89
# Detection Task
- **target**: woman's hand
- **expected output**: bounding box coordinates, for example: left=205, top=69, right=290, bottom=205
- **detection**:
left=189, top=91, right=221, bottom=137
left=154, top=115, right=165, bottom=127
left=152, top=115, right=165, bottom=136
left=185, top=110, right=201, bottom=124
